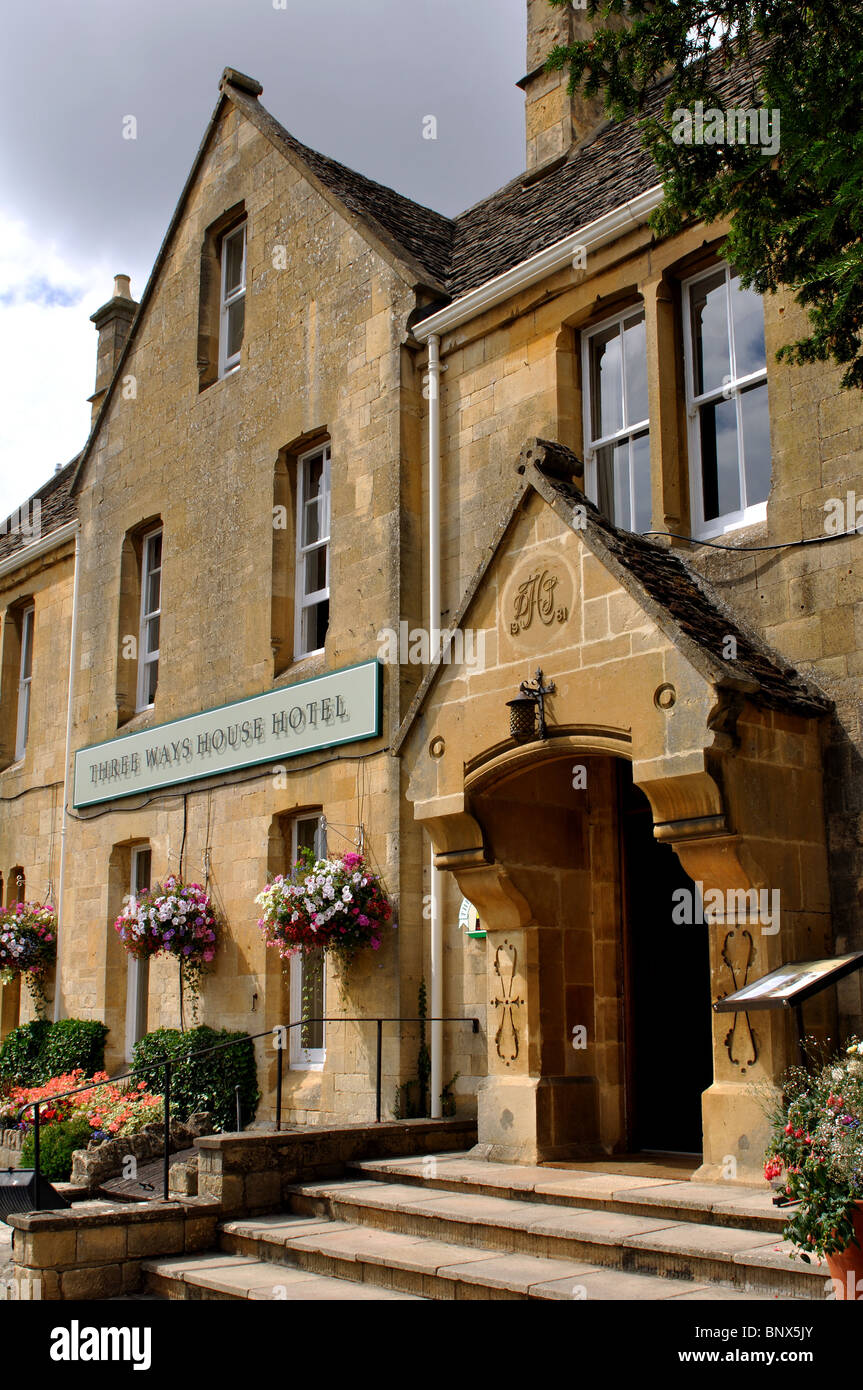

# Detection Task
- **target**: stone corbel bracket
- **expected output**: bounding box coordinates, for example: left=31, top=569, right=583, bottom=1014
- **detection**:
left=413, top=794, right=533, bottom=930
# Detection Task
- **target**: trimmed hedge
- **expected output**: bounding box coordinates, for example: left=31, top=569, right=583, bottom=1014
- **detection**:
left=0, top=1019, right=51, bottom=1087
left=0, top=1018, right=108, bottom=1088
left=131, top=1026, right=260, bottom=1133
left=39, top=1019, right=109, bottom=1082
left=21, top=1115, right=93, bottom=1181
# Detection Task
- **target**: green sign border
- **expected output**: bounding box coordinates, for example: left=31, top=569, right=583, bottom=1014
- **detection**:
left=73, top=658, right=382, bottom=809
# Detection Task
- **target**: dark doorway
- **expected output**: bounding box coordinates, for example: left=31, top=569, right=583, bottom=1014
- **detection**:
left=618, top=763, right=713, bottom=1154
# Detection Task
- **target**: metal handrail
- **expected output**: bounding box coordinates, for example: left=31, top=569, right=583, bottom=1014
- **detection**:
left=15, top=1014, right=480, bottom=1204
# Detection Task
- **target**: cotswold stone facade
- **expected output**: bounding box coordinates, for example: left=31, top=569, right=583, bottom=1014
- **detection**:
left=1, top=3, right=862, bottom=1182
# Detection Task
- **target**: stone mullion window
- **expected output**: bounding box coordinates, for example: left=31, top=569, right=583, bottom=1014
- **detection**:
left=124, top=844, right=152, bottom=1061
left=136, top=527, right=162, bottom=712
left=14, top=604, right=34, bottom=762
left=196, top=203, right=245, bottom=392
left=289, top=813, right=327, bottom=1068
left=0, top=601, right=34, bottom=769
left=218, top=222, right=246, bottom=378
left=582, top=306, right=651, bottom=533
left=294, top=445, right=331, bottom=658
left=683, top=262, right=771, bottom=538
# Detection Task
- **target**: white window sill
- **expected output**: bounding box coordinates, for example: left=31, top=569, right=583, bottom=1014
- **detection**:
left=289, top=1059, right=325, bottom=1072
left=694, top=502, right=768, bottom=542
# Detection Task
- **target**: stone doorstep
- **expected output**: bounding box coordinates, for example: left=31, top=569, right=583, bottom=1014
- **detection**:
left=284, top=1177, right=828, bottom=1297
left=347, top=1154, right=787, bottom=1233
left=195, top=1117, right=475, bottom=1163
left=142, top=1253, right=423, bottom=1301
left=212, top=1217, right=789, bottom=1302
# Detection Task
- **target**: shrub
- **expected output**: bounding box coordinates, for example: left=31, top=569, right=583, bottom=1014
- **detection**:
left=0, top=1019, right=52, bottom=1088
left=21, top=1115, right=92, bottom=1180
left=131, top=1026, right=259, bottom=1133
left=0, top=1018, right=107, bottom=1089
left=39, top=1020, right=108, bottom=1083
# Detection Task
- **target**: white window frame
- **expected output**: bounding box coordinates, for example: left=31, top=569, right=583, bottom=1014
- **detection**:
left=218, top=222, right=246, bottom=378
left=124, top=844, right=152, bottom=1061
left=294, top=444, right=331, bottom=660
left=136, top=527, right=162, bottom=713
left=290, top=814, right=327, bottom=1069
left=581, top=305, right=651, bottom=533
left=683, top=262, right=770, bottom=540
left=14, top=604, right=34, bottom=762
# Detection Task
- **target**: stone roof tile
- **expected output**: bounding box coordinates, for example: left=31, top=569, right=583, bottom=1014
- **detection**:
left=0, top=458, right=78, bottom=566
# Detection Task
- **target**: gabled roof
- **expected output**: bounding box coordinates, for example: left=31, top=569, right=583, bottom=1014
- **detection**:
left=222, top=76, right=453, bottom=291
left=59, top=39, right=766, bottom=501
left=70, top=68, right=454, bottom=496
left=392, top=439, right=830, bottom=753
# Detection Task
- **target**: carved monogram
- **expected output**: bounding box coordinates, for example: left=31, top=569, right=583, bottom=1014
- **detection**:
left=510, top=569, right=569, bottom=636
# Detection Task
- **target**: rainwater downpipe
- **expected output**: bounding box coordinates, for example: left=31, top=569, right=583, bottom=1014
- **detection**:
left=414, top=186, right=664, bottom=1116
left=427, top=333, right=443, bottom=1118
left=53, top=526, right=81, bottom=1022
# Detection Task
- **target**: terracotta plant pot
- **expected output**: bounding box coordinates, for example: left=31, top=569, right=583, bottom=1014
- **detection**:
left=826, top=1202, right=863, bottom=1300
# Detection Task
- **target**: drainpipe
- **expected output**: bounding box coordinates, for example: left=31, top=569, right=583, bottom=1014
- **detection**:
left=427, top=334, right=443, bottom=1118
left=53, top=527, right=81, bottom=1022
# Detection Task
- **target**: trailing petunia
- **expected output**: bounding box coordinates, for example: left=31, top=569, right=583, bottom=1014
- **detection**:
left=0, top=902, right=57, bottom=1015
left=255, top=848, right=393, bottom=981
left=113, top=876, right=218, bottom=1015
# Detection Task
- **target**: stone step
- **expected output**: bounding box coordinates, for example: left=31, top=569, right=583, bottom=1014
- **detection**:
left=217, top=1210, right=779, bottom=1302
left=284, top=1177, right=827, bottom=1298
left=347, top=1153, right=789, bottom=1235
left=142, top=1251, right=425, bottom=1301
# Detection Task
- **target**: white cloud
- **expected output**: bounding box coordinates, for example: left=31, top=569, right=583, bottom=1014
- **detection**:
left=0, top=213, right=116, bottom=518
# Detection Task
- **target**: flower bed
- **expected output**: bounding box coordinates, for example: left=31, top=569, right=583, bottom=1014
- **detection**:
left=0, top=902, right=56, bottom=1013
left=763, top=1037, right=863, bottom=1260
left=255, top=849, right=393, bottom=975
left=1, top=1069, right=164, bottom=1139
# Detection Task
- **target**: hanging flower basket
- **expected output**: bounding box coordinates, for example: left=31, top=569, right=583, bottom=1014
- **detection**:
left=255, top=849, right=393, bottom=983
left=0, top=902, right=56, bottom=1015
left=113, top=876, right=218, bottom=1018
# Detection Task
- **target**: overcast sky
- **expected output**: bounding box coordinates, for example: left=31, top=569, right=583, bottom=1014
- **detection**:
left=0, top=0, right=526, bottom=519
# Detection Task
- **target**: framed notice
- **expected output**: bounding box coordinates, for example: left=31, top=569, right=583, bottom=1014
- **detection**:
left=714, top=953, right=863, bottom=1012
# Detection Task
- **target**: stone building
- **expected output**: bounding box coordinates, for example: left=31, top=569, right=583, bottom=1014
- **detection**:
left=1, top=1, right=861, bottom=1184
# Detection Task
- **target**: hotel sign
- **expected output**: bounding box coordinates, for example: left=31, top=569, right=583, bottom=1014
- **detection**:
left=73, top=659, right=381, bottom=808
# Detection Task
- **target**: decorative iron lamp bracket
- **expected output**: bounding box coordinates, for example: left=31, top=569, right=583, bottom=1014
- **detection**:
left=506, top=668, right=556, bottom=743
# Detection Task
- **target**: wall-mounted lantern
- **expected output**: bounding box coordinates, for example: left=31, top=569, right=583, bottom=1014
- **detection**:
left=506, top=668, right=556, bottom=743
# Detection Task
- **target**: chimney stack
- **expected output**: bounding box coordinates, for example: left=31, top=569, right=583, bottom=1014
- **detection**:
left=89, top=274, right=138, bottom=421
left=519, top=0, right=615, bottom=174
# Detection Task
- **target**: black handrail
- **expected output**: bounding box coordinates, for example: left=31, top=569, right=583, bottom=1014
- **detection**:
left=16, top=1014, right=479, bottom=1204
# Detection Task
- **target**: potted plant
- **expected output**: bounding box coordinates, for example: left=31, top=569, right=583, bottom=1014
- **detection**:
left=763, top=1038, right=863, bottom=1299
left=255, top=848, right=393, bottom=997
left=113, top=875, right=218, bottom=1021
left=0, top=902, right=56, bottom=1016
